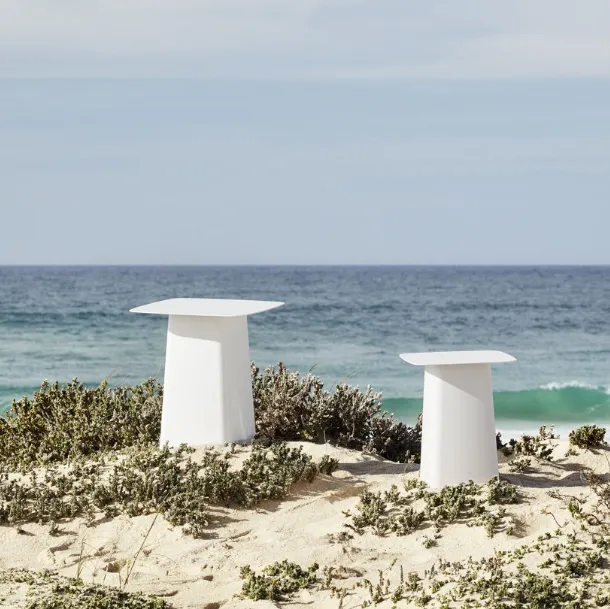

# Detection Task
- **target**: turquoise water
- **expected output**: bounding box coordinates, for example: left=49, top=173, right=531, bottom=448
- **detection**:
left=1, top=266, right=610, bottom=438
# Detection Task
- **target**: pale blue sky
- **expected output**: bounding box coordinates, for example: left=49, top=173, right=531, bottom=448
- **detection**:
left=1, top=2, right=609, bottom=264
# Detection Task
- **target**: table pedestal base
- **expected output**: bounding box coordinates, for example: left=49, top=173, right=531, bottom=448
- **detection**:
left=420, top=363, right=498, bottom=489
left=161, top=314, right=255, bottom=447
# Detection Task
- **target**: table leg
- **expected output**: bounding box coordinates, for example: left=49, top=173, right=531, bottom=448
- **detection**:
left=160, top=314, right=255, bottom=446
left=420, top=363, right=498, bottom=488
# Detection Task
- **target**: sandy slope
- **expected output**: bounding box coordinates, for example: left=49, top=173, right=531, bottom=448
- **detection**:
left=0, top=439, right=607, bottom=608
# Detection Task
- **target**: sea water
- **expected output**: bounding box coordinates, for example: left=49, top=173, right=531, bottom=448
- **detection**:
left=1, top=265, right=609, bottom=439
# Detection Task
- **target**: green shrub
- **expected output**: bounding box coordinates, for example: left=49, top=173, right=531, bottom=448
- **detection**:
left=318, top=455, right=340, bottom=475
left=344, top=478, right=519, bottom=539
left=240, top=560, right=319, bottom=601
left=252, top=363, right=421, bottom=462
left=0, top=366, right=421, bottom=537
left=0, top=442, right=319, bottom=538
left=512, top=425, right=558, bottom=461
left=0, top=378, right=162, bottom=469
left=0, top=364, right=421, bottom=469
left=508, top=456, right=533, bottom=473
left=0, top=569, right=173, bottom=609
left=569, top=425, right=607, bottom=450
left=486, top=478, right=520, bottom=504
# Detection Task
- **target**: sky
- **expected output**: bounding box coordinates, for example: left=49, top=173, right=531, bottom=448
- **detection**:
left=1, top=1, right=609, bottom=265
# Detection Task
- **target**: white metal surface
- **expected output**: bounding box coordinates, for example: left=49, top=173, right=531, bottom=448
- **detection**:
left=131, top=298, right=284, bottom=447
left=401, top=350, right=516, bottom=489
left=130, top=298, right=283, bottom=317
left=400, top=350, right=516, bottom=366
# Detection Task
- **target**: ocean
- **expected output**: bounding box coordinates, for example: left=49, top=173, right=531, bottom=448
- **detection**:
left=1, top=265, right=609, bottom=440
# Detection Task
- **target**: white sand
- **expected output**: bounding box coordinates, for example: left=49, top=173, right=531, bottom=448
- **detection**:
left=0, top=439, right=608, bottom=608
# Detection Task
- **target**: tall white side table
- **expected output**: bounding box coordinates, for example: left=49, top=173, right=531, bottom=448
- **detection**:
left=399, top=350, right=516, bottom=489
left=131, top=298, right=284, bottom=447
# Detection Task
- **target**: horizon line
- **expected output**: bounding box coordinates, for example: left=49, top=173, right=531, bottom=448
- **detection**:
left=1, top=263, right=610, bottom=269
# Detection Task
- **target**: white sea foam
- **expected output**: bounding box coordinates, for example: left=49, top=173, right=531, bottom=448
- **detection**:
left=539, top=381, right=610, bottom=393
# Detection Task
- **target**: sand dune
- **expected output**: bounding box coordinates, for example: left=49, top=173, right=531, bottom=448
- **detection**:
left=0, top=439, right=608, bottom=608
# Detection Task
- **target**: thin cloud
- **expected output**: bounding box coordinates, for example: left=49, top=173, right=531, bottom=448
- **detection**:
left=1, top=0, right=609, bottom=78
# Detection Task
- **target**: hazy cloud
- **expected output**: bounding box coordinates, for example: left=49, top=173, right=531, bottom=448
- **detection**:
left=1, top=0, right=610, bottom=78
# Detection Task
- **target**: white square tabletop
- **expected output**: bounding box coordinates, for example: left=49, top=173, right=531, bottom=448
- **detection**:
left=130, top=298, right=284, bottom=317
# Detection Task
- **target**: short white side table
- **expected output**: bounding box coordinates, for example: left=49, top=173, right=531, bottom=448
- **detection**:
left=399, top=350, right=516, bottom=489
left=131, top=298, right=284, bottom=447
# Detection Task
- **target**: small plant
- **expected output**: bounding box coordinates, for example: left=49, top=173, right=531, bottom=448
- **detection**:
left=513, top=425, right=558, bottom=461
left=473, top=508, right=507, bottom=537
left=318, top=455, right=340, bottom=475
left=569, top=425, right=607, bottom=450
left=48, top=521, right=61, bottom=536
left=496, top=432, right=515, bottom=456
left=508, top=456, right=533, bottom=473
left=239, top=560, right=319, bottom=601
left=486, top=478, right=520, bottom=504
left=121, top=513, right=161, bottom=590
left=344, top=490, right=392, bottom=536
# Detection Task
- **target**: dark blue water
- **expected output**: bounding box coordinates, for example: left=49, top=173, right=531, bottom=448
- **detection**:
left=2, top=266, right=610, bottom=437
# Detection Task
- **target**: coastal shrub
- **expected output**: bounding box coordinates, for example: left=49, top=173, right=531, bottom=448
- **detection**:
left=486, top=477, right=520, bottom=504
left=569, top=425, right=607, bottom=450
left=240, top=560, right=319, bottom=601
left=512, top=425, right=558, bottom=461
left=251, top=363, right=421, bottom=462
left=343, top=478, right=519, bottom=539
left=0, top=378, right=162, bottom=469
left=1, top=364, right=420, bottom=468
left=0, top=442, right=321, bottom=538
left=318, top=455, right=340, bottom=475
left=508, top=456, right=533, bottom=473
left=0, top=569, right=173, bottom=609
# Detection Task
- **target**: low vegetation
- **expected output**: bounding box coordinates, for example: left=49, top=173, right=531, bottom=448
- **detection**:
left=569, top=424, right=607, bottom=450
left=0, top=569, right=174, bottom=609
left=252, top=529, right=610, bottom=608
left=252, top=362, right=422, bottom=462
left=240, top=560, right=320, bottom=601
left=0, top=442, right=327, bottom=538
left=0, top=363, right=421, bottom=471
left=511, top=424, right=559, bottom=461
left=2, top=373, right=610, bottom=607
left=243, top=437, right=610, bottom=607
left=0, top=379, right=162, bottom=470
left=0, top=365, right=419, bottom=542
left=343, top=477, right=519, bottom=539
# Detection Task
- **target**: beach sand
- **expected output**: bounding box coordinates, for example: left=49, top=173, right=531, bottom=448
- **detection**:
left=0, top=439, right=608, bottom=608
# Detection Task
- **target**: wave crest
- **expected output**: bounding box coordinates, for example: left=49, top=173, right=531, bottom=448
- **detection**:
left=385, top=382, right=610, bottom=424
left=540, top=381, right=610, bottom=393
